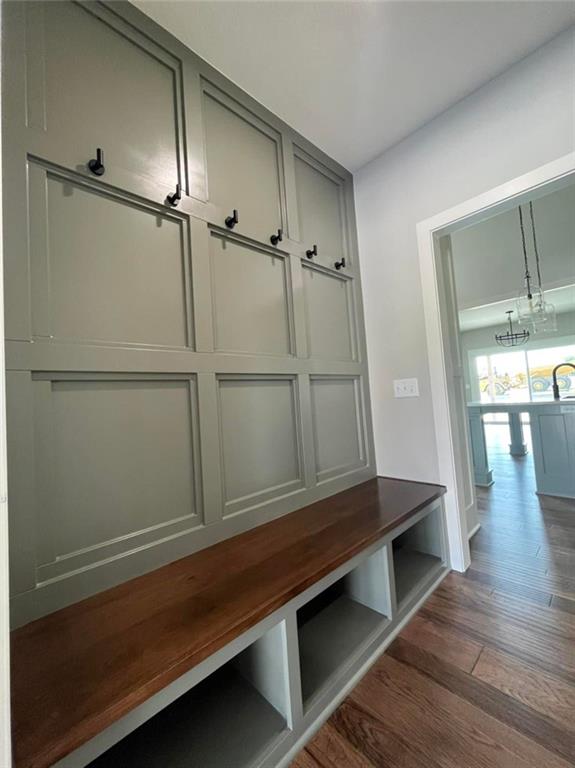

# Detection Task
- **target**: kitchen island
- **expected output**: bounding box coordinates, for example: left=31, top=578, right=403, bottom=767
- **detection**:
left=468, top=401, right=575, bottom=499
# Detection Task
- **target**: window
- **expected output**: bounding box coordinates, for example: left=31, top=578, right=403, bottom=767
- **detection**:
left=473, top=342, right=575, bottom=404
left=527, top=345, right=575, bottom=400
left=475, top=351, right=530, bottom=403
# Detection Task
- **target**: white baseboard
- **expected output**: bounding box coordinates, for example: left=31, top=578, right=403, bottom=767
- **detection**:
left=467, top=522, right=481, bottom=539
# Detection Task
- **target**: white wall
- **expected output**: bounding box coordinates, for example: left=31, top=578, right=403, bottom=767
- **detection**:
left=355, top=25, right=575, bottom=483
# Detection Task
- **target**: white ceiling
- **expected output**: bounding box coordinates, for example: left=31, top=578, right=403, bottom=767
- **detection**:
left=458, top=285, right=575, bottom=332
left=135, top=1, right=575, bottom=171
left=452, top=183, right=575, bottom=311
left=453, top=182, right=575, bottom=332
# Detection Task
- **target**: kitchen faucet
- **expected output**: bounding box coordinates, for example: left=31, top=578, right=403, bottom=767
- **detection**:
left=552, top=363, right=575, bottom=400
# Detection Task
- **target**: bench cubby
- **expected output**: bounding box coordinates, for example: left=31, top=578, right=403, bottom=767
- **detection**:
left=88, top=623, right=290, bottom=768
left=297, top=546, right=391, bottom=707
left=391, top=503, right=445, bottom=609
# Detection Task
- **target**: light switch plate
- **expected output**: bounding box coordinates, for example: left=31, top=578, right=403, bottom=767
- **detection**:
left=393, top=378, right=419, bottom=398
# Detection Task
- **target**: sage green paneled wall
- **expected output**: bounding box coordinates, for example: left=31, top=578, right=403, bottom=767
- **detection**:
left=2, top=0, right=375, bottom=627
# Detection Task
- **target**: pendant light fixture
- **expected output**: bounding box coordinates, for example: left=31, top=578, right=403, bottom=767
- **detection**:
left=495, top=310, right=529, bottom=347
left=516, top=202, right=557, bottom=333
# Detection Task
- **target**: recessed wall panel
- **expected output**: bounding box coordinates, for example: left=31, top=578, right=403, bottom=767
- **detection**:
left=35, top=377, right=200, bottom=576
left=310, top=377, right=365, bottom=482
left=294, top=152, right=345, bottom=266
left=36, top=173, right=191, bottom=348
left=218, top=376, right=303, bottom=512
left=204, top=87, right=283, bottom=243
left=210, top=234, right=292, bottom=356
left=303, top=265, right=354, bottom=361
left=34, top=1, right=181, bottom=187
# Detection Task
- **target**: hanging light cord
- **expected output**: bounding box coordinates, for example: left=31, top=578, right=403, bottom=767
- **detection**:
left=529, top=201, right=543, bottom=289
left=518, top=205, right=532, bottom=299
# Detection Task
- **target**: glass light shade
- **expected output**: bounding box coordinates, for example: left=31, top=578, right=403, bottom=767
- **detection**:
left=516, top=288, right=557, bottom=334
left=516, top=285, right=542, bottom=323
left=529, top=299, right=557, bottom=333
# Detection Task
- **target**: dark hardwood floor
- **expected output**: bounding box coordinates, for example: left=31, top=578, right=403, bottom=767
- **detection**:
left=291, top=424, right=575, bottom=767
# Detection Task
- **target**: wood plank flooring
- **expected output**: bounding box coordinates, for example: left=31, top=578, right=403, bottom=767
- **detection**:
left=291, top=424, right=575, bottom=767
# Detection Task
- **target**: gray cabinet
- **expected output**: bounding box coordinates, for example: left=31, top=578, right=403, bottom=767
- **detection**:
left=3, top=0, right=375, bottom=626
left=294, top=148, right=347, bottom=269
left=203, top=82, right=285, bottom=245
left=530, top=406, right=575, bottom=498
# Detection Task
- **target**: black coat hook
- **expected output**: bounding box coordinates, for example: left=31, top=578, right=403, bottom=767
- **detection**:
left=166, top=183, right=181, bottom=207
left=88, top=148, right=105, bottom=176
left=225, top=209, right=239, bottom=229
left=334, top=258, right=346, bottom=270
left=306, top=244, right=318, bottom=259
left=270, top=229, right=283, bottom=246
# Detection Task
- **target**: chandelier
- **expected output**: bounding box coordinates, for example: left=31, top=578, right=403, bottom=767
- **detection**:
left=516, top=202, right=557, bottom=333
left=495, top=310, right=529, bottom=347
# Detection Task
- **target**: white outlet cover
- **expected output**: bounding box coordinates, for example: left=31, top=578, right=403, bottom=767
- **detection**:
left=393, top=378, right=419, bottom=398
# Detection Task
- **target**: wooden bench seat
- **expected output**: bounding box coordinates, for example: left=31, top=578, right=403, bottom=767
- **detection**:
left=11, top=476, right=446, bottom=768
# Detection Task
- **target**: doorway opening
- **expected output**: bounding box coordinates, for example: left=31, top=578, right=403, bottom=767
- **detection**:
left=416, top=153, right=575, bottom=573
left=452, top=182, right=575, bottom=584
